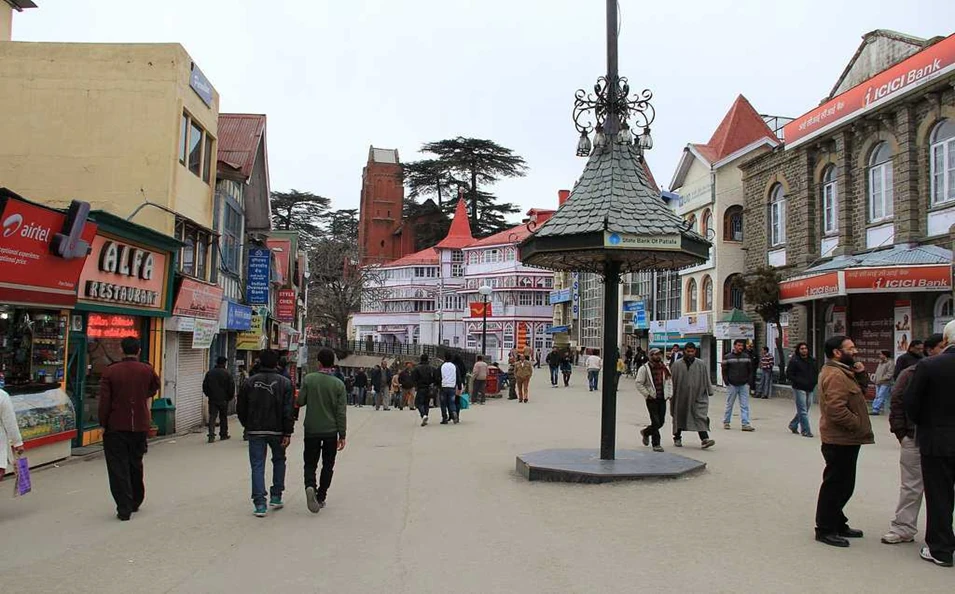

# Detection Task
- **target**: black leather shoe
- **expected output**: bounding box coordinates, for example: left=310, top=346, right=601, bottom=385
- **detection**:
left=816, top=533, right=850, bottom=547
left=839, top=527, right=864, bottom=538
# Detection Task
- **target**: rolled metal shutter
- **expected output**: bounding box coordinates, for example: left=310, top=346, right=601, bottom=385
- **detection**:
left=175, top=333, right=207, bottom=432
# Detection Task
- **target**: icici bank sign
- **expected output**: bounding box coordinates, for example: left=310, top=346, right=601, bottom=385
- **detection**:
left=844, top=265, right=951, bottom=293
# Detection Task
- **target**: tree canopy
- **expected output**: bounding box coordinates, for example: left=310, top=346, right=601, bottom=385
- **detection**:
left=270, top=189, right=329, bottom=247
left=736, top=266, right=792, bottom=381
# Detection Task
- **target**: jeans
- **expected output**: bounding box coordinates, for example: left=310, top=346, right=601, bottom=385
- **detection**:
left=587, top=369, right=599, bottom=391
left=873, top=384, right=891, bottom=413
left=472, top=379, right=486, bottom=404
left=415, top=388, right=431, bottom=418
left=353, top=387, right=366, bottom=406
left=549, top=365, right=559, bottom=386
left=440, top=387, right=458, bottom=421
left=723, top=383, right=751, bottom=426
left=815, top=443, right=860, bottom=536
left=103, top=430, right=147, bottom=517
left=562, top=370, right=571, bottom=387
left=789, top=389, right=813, bottom=435
left=758, top=369, right=774, bottom=397
left=642, top=398, right=667, bottom=446
left=921, top=454, right=955, bottom=563
left=303, top=436, right=338, bottom=502
left=207, top=400, right=230, bottom=438
left=248, top=435, right=286, bottom=507
left=375, top=389, right=389, bottom=409
left=889, top=436, right=923, bottom=539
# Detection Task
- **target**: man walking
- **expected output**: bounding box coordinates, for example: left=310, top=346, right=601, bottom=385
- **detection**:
left=412, top=354, right=439, bottom=426
left=439, top=355, right=461, bottom=424
left=882, top=334, right=945, bottom=546
left=297, top=347, right=347, bottom=514
left=894, top=339, right=924, bottom=379
left=560, top=352, right=573, bottom=387
left=202, top=356, right=235, bottom=443
left=904, top=321, right=955, bottom=567
left=635, top=348, right=671, bottom=452
left=786, top=342, right=817, bottom=438
left=398, top=361, right=415, bottom=410
left=872, top=350, right=893, bottom=415
left=514, top=354, right=533, bottom=403
left=237, top=350, right=295, bottom=518
left=721, top=339, right=755, bottom=432
left=471, top=355, right=488, bottom=405
left=670, top=343, right=715, bottom=449
left=371, top=360, right=392, bottom=411
left=98, top=337, right=160, bottom=521
left=353, top=368, right=368, bottom=407
left=586, top=349, right=601, bottom=392
left=814, top=335, right=874, bottom=547
left=756, top=346, right=774, bottom=399
left=546, top=347, right=561, bottom=388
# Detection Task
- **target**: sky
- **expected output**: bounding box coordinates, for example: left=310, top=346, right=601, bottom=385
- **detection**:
left=12, top=0, right=955, bottom=223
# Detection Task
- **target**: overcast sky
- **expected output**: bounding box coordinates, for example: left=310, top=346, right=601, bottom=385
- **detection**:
left=12, top=1, right=955, bottom=222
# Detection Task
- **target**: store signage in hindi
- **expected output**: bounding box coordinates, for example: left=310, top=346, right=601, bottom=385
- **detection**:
left=779, top=272, right=842, bottom=304
left=79, top=235, right=167, bottom=310
left=87, top=313, right=140, bottom=340
left=844, top=265, right=951, bottom=293
left=0, top=193, right=97, bottom=306
left=277, top=289, right=296, bottom=322
left=784, top=33, right=955, bottom=148
left=246, top=247, right=271, bottom=305
left=236, top=314, right=266, bottom=351
left=714, top=321, right=755, bottom=340
left=220, top=301, right=253, bottom=331
left=172, top=278, right=224, bottom=320
left=603, top=232, right=680, bottom=250
left=192, top=318, right=219, bottom=349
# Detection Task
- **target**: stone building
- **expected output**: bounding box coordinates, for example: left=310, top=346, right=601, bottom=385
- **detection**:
left=741, top=30, right=955, bottom=382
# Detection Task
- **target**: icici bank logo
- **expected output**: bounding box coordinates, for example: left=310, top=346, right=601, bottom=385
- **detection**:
left=2, top=214, right=23, bottom=237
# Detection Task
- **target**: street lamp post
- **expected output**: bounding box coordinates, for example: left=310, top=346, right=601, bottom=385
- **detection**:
left=478, top=284, right=492, bottom=357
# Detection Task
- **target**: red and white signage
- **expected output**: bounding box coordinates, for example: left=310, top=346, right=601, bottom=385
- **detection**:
left=469, top=302, right=493, bottom=318
left=172, top=278, right=224, bottom=320
left=844, top=265, right=951, bottom=293
left=779, top=272, right=842, bottom=304
left=0, top=193, right=97, bottom=307
left=277, top=288, right=296, bottom=322
left=784, top=33, right=955, bottom=148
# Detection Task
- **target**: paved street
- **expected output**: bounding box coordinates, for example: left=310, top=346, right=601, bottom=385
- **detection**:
left=0, top=369, right=949, bottom=593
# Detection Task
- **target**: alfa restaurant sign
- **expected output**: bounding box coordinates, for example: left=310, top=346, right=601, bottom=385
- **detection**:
left=80, top=235, right=167, bottom=311
left=784, top=33, right=955, bottom=148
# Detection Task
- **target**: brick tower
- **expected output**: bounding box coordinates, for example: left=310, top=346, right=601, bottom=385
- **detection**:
left=358, top=146, right=405, bottom=266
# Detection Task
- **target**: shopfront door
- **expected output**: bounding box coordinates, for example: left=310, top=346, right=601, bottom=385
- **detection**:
left=66, top=330, right=87, bottom=447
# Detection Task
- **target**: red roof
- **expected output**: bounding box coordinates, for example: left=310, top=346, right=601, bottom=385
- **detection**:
left=468, top=224, right=532, bottom=248
left=384, top=247, right=439, bottom=268
left=691, top=95, right=777, bottom=163
left=217, top=114, right=267, bottom=179
left=434, top=199, right=475, bottom=249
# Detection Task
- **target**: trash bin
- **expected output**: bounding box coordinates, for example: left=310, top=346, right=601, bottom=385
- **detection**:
left=487, top=366, right=499, bottom=395
left=151, top=398, right=176, bottom=436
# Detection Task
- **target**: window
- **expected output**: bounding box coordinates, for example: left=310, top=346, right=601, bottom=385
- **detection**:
left=189, top=120, right=203, bottom=176
left=769, top=184, right=786, bottom=246
left=203, top=135, right=214, bottom=183
left=686, top=278, right=697, bottom=313
left=935, top=294, right=954, bottom=333
left=180, top=112, right=214, bottom=184
left=930, top=120, right=955, bottom=206
left=414, top=267, right=436, bottom=278
left=868, top=142, right=894, bottom=222
left=179, top=114, right=188, bottom=164
left=450, top=250, right=464, bottom=277
left=701, top=209, right=712, bottom=238
left=221, top=200, right=242, bottom=273
left=702, top=275, right=713, bottom=311
left=195, top=236, right=207, bottom=280
left=503, top=324, right=515, bottom=349
left=181, top=236, right=195, bottom=276
left=724, top=274, right=744, bottom=311
left=533, top=292, right=547, bottom=306
left=175, top=220, right=212, bottom=280
left=724, top=206, right=743, bottom=241
left=519, top=292, right=533, bottom=306
left=822, top=165, right=838, bottom=235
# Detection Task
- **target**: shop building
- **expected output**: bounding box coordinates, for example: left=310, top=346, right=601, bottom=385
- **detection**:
left=741, top=29, right=955, bottom=385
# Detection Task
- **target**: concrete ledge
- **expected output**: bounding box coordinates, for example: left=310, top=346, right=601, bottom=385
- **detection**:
left=516, top=448, right=706, bottom=483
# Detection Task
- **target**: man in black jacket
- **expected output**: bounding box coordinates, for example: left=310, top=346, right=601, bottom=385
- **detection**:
left=202, top=356, right=235, bottom=443
left=904, top=322, right=955, bottom=567
left=237, top=350, right=295, bottom=518
left=411, top=354, right=439, bottom=427
left=894, top=340, right=924, bottom=379
left=370, top=361, right=392, bottom=411
left=546, top=347, right=561, bottom=387
left=721, top=339, right=755, bottom=431
left=786, top=342, right=818, bottom=437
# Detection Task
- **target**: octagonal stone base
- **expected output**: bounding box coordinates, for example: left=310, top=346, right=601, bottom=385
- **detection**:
left=516, top=448, right=706, bottom=483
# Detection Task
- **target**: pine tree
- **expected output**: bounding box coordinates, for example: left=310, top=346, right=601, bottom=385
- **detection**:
left=270, top=189, right=330, bottom=247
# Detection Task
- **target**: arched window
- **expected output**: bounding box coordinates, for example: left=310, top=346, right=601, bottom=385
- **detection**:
left=724, top=274, right=744, bottom=310
left=686, top=278, right=698, bottom=313
left=822, top=165, right=838, bottom=235
left=701, top=275, right=713, bottom=311
left=935, top=294, right=954, bottom=333
left=769, top=184, right=786, bottom=246
left=686, top=214, right=697, bottom=231
left=930, top=120, right=955, bottom=206
left=701, top=209, right=713, bottom=238
left=724, top=205, right=743, bottom=241
left=868, top=142, right=894, bottom=222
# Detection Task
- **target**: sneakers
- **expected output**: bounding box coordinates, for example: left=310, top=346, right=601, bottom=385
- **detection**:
left=220, top=435, right=231, bottom=441
left=701, top=439, right=716, bottom=449
left=723, top=423, right=731, bottom=430
left=253, top=504, right=268, bottom=518
left=440, top=419, right=449, bottom=425
left=920, top=546, right=954, bottom=567
left=789, top=426, right=799, bottom=434
left=652, top=445, right=665, bottom=453
left=673, top=437, right=683, bottom=447
left=741, top=425, right=756, bottom=432
left=803, top=432, right=815, bottom=438
left=306, top=486, right=321, bottom=514
left=881, top=532, right=914, bottom=545
left=269, top=496, right=284, bottom=510
left=453, top=413, right=460, bottom=424
left=421, top=415, right=429, bottom=427
left=641, top=430, right=650, bottom=447
left=207, top=436, right=215, bottom=443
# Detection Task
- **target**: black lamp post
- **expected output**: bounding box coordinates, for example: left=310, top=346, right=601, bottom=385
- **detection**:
left=478, top=284, right=492, bottom=356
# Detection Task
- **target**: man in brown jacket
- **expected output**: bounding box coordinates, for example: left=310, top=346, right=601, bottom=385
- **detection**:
left=99, top=337, right=161, bottom=521
left=814, top=335, right=874, bottom=548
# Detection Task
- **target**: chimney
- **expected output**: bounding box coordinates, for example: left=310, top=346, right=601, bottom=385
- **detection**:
left=558, top=189, right=571, bottom=206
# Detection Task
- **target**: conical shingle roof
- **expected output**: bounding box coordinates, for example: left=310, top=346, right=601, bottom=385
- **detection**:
left=692, top=95, right=777, bottom=163
left=434, top=199, right=474, bottom=250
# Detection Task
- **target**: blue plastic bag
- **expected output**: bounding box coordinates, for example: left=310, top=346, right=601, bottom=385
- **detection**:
left=459, top=392, right=470, bottom=410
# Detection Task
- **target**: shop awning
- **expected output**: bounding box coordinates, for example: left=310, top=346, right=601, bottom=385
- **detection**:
left=649, top=339, right=694, bottom=349
left=546, top=325, right=570, bottom=334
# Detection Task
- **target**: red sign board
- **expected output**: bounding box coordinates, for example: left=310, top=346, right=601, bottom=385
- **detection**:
left=0, top=193, right=97, bottom=307
left=172, top=278, right=224, bottom=320
left=266, top=238, right=292, bottom=284
left=87, top=313, right=140, bottom=339
left=277, top=289, right=296, bottom=322
left=779, top=272, right=842, bottom=304
left=784, top=33, right=955, bottom=148
left=844, top=265, right=951, bottom=293
left=469, top=302, right=492, bottom=318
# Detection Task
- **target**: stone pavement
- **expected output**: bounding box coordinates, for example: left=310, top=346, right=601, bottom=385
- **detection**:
left=0, top=370, right=950, bottom=593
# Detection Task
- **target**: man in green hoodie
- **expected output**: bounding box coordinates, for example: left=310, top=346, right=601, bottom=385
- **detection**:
left=297, top=347, right=347, bottom=514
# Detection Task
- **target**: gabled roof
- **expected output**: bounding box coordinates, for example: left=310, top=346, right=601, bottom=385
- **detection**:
left=217, top=114, right=267, bottom=180
left=827, top=30, right=930, bottom=100
left=383, top=247, right=439, bottom=268
left=434, top=199, right=474, bottom=250
left=467, top=223, right=532, bottom=249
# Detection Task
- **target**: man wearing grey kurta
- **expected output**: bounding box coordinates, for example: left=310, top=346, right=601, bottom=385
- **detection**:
left=670, top=343, right=716, bottom=449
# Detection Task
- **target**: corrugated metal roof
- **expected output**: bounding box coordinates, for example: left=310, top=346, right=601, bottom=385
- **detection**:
left=382, top=247, right=439, bottom=268
left=803, top=244, right=952, bottom=274
left=217, top=114, right=266, bottom=180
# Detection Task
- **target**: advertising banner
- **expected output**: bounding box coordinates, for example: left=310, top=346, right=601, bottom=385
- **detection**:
left=549, top=288, right=572, bottom=304
left=220, top=301, right=253, bottom=331
left=825, top=306, right=847, bottom=339
left=192, top=318, right=219, bottom=349
left=246, top=247, right=271, bottom=305
left=172, top=278, right=224, bottom=320
left=894, top=300, right=913, bottom=359
left=848, top=294, right=893, bottom=397
left=779, top=272, right=842, bottom=304
left=844, top=265, right=951, bottom=293
left=714, top=322, right=755, bottom=340
left=277, top=289, right=296, bottom=322
left=87, top=313, right=140, bottom=340
left=236, top=314, right=266, bottom=351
